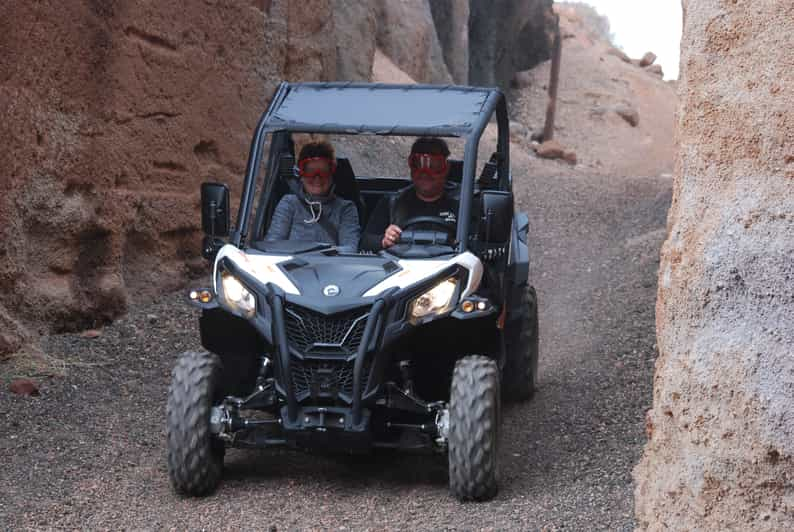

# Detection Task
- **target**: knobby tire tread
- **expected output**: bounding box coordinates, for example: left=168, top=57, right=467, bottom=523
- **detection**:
left=448, top=355, right=500, bottom=501
left=503, top=285, right=539, bottom=401
left=166, top=350, right=224, bottom=496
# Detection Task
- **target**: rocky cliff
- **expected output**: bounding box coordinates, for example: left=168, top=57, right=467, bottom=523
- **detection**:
left=510, top=3, right=677, bottom=179
left=633, top=0, right=794, bottom=529
left=0, top=1, right=289, bottom=354
left=469, top=0, right=555, bottom=88
left=0, top=0, right=556, bottom=356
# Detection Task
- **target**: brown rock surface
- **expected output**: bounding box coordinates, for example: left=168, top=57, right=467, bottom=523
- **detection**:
left=0, top=1, right=323, bottom=352
left=330, top=1, right=377, bottom=81
left=606, top=46, right=632, bottom=63
left=613, top=103, right=640, bottom=127
left=561, top=149, right=577, bottom=165
left=511, top=69, right=534, bottom=89
left=371, top=48, right=417, bottom=85
left=512, top=3, right=677, bottom=178
left=469, top=0, right=556, bottom=89
left=0, top=0, right=563, bottom=357
left=80, top=329, right=102, bottom=339
left=428, top=0, right=470, bottom=84
left=509, top=121, right=530, bottom=143
left=633, top=1, right=794, bottom=530
left=644, top=64, right=664, bottom=78
left=534, top=139, right=576, bottom=164
left=0, top=305, right=27, bottom=358
left=9, top=379, right=40, bottom=397
left=285, top=1, right=337, bottom=81
left=374, top=0, right=452, bottom=84
left=534, top=139, right=565, bottom=159
left=639, top=51, right=657, bottom=67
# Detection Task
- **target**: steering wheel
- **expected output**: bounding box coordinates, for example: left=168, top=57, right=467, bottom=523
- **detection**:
left=396, top=215, right=456, bottom=245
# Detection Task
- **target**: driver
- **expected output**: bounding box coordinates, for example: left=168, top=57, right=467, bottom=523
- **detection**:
left=361, top=137, right=457, bottom=251
left=266, top=141, right=360, bottom=248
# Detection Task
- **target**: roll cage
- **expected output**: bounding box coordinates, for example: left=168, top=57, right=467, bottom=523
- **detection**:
left=229, top=82, right=511, bottom=253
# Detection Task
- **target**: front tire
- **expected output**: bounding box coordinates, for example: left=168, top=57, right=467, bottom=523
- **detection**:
left=503, top=285, right=539, bottom=401
left=448, top=355, right=500, bottom=501
left=166, top=350, right=225, bottom=496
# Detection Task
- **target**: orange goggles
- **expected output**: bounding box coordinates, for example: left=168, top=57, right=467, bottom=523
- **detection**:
left=409, top=153, right=448, bottom=176
left=298, top=157, right=336, bottom=179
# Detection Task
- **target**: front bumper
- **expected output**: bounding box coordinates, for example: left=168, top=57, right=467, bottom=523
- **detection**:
left=280, top=405, right=373, bottom=451
left=217, top=257, right=404, bottom=429
left=269, top=291, right=388, bottom=428
left=207, top=256, right=496, bottom=446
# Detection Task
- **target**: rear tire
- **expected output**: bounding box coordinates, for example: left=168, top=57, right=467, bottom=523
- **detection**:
left=166, top=350, right=225, bottom=496
left=503, top=285, right=539, bottom=401
left=448, top=355, right=500, bottom=501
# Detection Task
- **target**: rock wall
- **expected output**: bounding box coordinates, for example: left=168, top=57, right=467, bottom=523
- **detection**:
left=331, top=0, right=377, bottom=81
left=0, top=0, right=558, bottom=356
left=286, top=1, right=337, bottom=81
left=0, top=0, right=334, bottom=351
left=372, top=0, right=556, bottom=89
left=634, top=0, right=794, bottom=529
left=374, top=0, right=452, bottom=84
left=469, top=0, right=555, bottom=89
left=428, top=0, right=470, bottom=84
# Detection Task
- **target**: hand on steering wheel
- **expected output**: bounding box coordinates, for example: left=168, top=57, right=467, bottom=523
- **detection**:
left=382, top=224, right=402, bottom=248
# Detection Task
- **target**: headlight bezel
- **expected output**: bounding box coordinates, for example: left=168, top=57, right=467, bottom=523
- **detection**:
left=217, top=269, right=257, bottom=319
left=407, top=272, right=465, bottom=325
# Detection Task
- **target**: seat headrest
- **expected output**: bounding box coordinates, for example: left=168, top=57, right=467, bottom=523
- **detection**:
left=333, top=157, right=354, bottom=181
left=279, top=154, right=296, bottom=179
left=447, top=159, right=464, bottom=183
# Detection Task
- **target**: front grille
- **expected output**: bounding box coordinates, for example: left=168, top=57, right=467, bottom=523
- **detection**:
left=284, top=305, right=369, bottom=355
left=291, top=357, right=372, bottom=403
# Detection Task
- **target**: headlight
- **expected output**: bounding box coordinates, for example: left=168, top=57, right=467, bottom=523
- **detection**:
left=220, top=271, right=256, bottom=318
left=409, top=277, right=459, bottom=323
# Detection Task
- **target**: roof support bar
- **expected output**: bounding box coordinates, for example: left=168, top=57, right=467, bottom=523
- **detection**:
left=456, top=90, right=505, bottom=251
left=233, top=82, right=289, bottom=247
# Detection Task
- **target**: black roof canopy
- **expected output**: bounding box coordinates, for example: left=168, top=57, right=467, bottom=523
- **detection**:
left=263, top=82, right=502, bottom=137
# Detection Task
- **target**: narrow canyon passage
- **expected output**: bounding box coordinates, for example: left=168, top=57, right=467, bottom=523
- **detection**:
left=0, top=167, right=671, bottom=530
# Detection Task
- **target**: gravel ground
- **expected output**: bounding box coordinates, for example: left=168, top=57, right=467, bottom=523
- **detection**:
left=0, top=165, right=671, bottom=530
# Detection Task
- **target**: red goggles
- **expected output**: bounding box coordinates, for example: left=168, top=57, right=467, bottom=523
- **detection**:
left=409, top=153, right=448, bottom=176
left=298, top=157, right=336, bottom=179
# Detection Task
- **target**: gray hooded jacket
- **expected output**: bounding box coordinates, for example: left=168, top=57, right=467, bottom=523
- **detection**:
left=265, top=189, right=360, bottom=248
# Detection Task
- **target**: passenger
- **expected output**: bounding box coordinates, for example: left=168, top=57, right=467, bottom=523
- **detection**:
left=361, top=137, right=457, bottom=251
left=266, top=141, right=360, bottom=248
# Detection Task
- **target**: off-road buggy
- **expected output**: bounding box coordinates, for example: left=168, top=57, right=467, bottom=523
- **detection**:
left=166, top=82, right=539, bottom=501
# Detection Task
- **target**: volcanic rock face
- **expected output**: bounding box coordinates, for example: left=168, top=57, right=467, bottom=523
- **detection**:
left=286, top=1, right=337, bottom=81
left=511, top=3, right=678, bottom=179
left=374, top=0, right=452, bottom=84
left=0, top=1, right=320, bottom=345
left=0, top=0, right=559, bottom=355
left=428, top=0, right=470, bottom=84
left=331, top=0, right=377, bottom=81
left=633, top=1, right=794, bottom=529
left=469, top=0, right=555, bottom=89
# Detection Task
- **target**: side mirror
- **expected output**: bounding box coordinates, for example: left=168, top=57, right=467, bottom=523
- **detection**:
left=201, top=182, right=230, bottom=237
left=201, top=183, right=230, bottom=260
left=479, top=191, right=513, bottom=244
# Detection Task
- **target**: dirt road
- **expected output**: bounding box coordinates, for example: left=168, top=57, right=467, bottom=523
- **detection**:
left=0, top=165, right=670, bottom=530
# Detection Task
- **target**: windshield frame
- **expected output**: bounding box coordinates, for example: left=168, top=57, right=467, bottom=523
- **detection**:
left=231, top=83, right=510, bottom=255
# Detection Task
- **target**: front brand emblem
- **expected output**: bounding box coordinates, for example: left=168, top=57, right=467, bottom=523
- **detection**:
left=323, top=284, right=340, bottom=297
